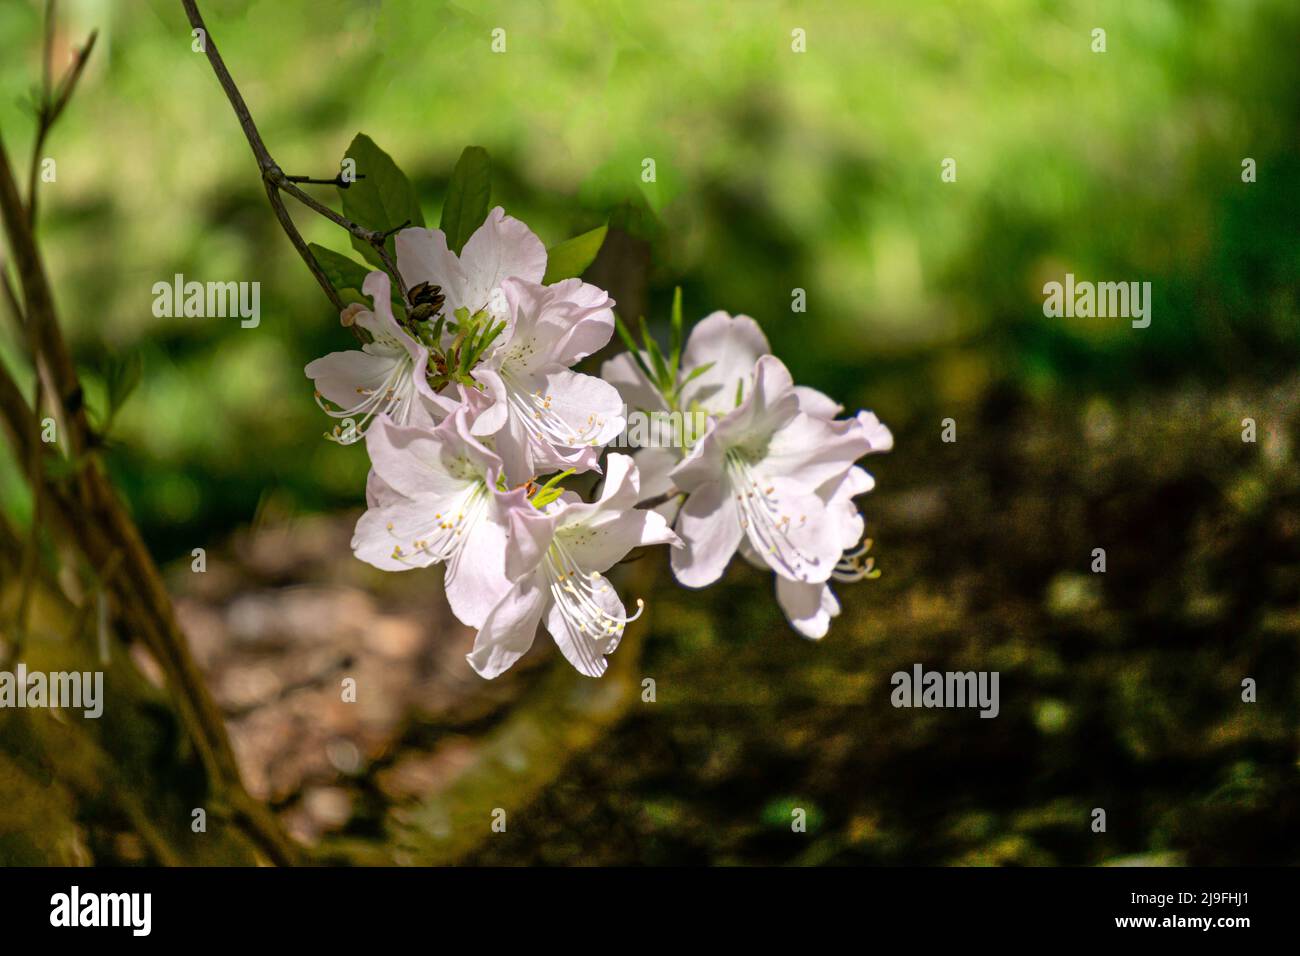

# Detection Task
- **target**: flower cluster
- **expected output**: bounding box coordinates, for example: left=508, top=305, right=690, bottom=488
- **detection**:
left=307, top=209, right=890, bottom=678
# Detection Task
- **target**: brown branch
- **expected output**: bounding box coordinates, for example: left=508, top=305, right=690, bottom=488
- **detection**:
left=12, top=373, right=43, bottom=657
left=0, top=68, right=301, bottom=865
left=180, top=0, right=410, bottom=315
left=27, top=2, right=98, bottom=229
left=0, top=133, right=89, bottom=457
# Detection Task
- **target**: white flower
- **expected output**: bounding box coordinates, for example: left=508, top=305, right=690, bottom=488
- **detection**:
left=604, top=311, right=892, bottom=638
left=305, top=271, right=444, bottom=442
left=467, top=277, right=626, bottom=484
left=396, top=205, right=548, bottom=322
left=467, top=454, right=679, bottom=679
left=351, top=406, right=535, bottom=629
left=668, top=354, right=886, bottom=590
left=601, top=310, right=771, bottom=514
left=744, top=410, right=892, bottom=639
left=397, top=207, right=624, bottom=484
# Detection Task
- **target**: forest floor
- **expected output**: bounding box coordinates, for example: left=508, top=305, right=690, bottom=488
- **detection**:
left=173, top=376, right=1300, bottom=865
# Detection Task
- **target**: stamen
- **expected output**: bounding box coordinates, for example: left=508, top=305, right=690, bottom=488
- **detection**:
left=726, top=450, right=819, bottom=581
left=316, top=352, right=418, bottom=444
left=833, top=538, right=879, bottom=582
left=543, top=537, right=644, bottom=672
left=498, top=371, right=605, bottom=450
left=383, top=484, right=488, bottom=570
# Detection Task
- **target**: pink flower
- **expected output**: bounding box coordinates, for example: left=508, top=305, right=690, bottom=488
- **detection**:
left=467, top=454, right=679, bottom=679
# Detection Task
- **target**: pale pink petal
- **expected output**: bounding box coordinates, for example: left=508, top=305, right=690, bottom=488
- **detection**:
left=395, top=227, right=470, bottom=313
left=364, top=416, right=477, bottom=500
left=670, top=479, right=743, bottom=588
left=667, top=418, right=727, bottom=493
left=465, top=368, right=511, bottom=437
left=531, top=365, right=626, bottom=451
left=443, top=494, right=517, bottom=628
left=775, top=577, right=841, bottom=640
left=738, top=475, right=838, bottom=584
left=505, top=506, right=557, bottom=582
left=559, top=507, right=678, bottom=574
left=761, top=411, right=873, bottom=491
left=543, top=583, right=627, bottom=678
left=856, top=410, right=895, bottom=453
left=458, top=207, right=547, bottom=315
left=351, top=497, right=444, bottom=571
left=795, top=385, right=843, bottom=419
left=680, top=311, right=772, bottom=415
left=305, top=349, right=404, bottom=411
left=466, top=576, right=547, bottom=679
left=601, top=351, right=667, bottom=419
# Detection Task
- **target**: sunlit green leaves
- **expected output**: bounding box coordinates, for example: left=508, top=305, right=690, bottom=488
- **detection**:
left=440, top=146, right=491, bottom=255
left=542, top=224, right=607, bottom=284
left=101, top=351, right=142, bottom=433
left=338, top=133, right=425, bottom=267
left=309, top=242, right=370, bottom=304
left=529, top=469, right=574, bottom=509
left=614, top=287, right=708, bottom=412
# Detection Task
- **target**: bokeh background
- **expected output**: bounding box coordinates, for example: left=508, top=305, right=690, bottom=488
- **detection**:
left=1, top=0, right=1297, bottom=864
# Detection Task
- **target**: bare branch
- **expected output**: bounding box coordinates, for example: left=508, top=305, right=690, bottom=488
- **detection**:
left=180, top=0, right=409, bottom=315
left=0, top=132, right=89, bottom=455
left=27, top=7, right=99, bottom=228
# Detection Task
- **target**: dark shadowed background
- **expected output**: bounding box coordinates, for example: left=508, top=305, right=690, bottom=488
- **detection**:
left=0, top=0, right=1297, bottom=864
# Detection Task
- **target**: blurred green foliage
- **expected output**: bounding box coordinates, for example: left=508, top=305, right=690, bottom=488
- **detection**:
left=1, top=0, right=1296, bottom=555
left=1, top=0, right=1297, bottom=867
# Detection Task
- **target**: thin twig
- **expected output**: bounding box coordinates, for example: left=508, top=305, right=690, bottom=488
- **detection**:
left=13, top=373, right=44, bottom=656
left=180, top=0, right=410, bottom=311
left=0, top=50, right=301, bottom=864
left=27, top=3, right=98, bottom=229
left=285, top=172, right=365, bottom=187
left=0, top=132, right=89, bottom=456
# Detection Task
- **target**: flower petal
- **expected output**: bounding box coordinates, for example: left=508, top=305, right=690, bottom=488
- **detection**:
left=351, top=495, right=444, bottom=571
left=395, top=227, right=470, bottom=313
left=602, top=350, right=667, bottom=420
left=680, top=311, right=772, bottom=415
left=670, top=478, right=743, bottom=588
left=443, top=493, right=516, bottom=628
left=856, top=410, right=894, bottom=453
left=737, top=474, right=839, bottom=583
left=543, top=580, right=628, bottom=678
left=775, top=577, right=841, bottom=640
left=364, top=414, right=490, bottom=500
left=305, top=348, right=404, bottom=411
left=505, top=505, right=557, bottom=582
left=795, top=385, right=843, bottom=419
left=466, top=576, right=547, bottom=679
left=559, top=506, right=678, bottom=574
left=760, top=410, right=873, bottom=491
left=458, top=207, right=547, bottom=316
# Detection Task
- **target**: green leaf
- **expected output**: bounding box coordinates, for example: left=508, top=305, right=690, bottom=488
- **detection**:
left=339, top=133, right=425, bottom=268
left=310, top=243, right=371, bottom=297
left=312, top=243, right=408, bottom=309
left=541, top=224, right=608, bottom=284
left=679, top=360, right=715, bottom=388
left=103, top=352, right=142, bottom=425
left=669, top=285, right=683, bottom=376
left=440, top=146, right=492, bottom=256
left=644, top=323, right=670, bottom=391
left=614, top=314, right=656, bottom=383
